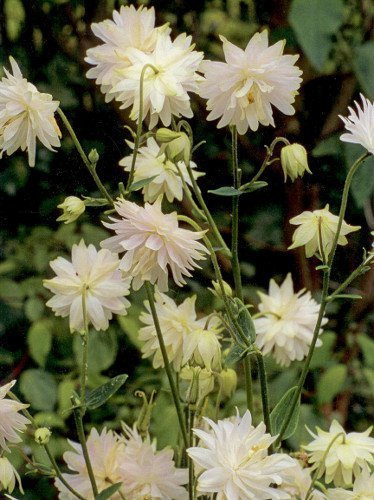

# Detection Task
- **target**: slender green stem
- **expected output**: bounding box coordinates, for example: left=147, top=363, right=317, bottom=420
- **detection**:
left=175, top=163, right=207, bottom=221
left=328, top=254, right=374, bottom=301
left=187, top=407, right=195, bottom=500
left=243, top=356, right=254, bottom=414
left=57, top=108, right=114, bottom=205
left=144, top=282, right=188, bottom=448
left=255, top=352, right=272, bottom=438
left=125, top=64, right=158, bottom=190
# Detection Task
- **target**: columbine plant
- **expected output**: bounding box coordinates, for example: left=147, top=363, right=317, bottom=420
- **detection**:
left=1, top=4, right=374, bottom=500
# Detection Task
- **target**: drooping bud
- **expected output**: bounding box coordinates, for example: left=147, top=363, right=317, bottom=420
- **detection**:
left=57, top=196, right=85, bottom=224
left=180, top=365, right=214, bottom=404
left=209, top=279, right=233, bottom=299
left=34, top=427, right=52, bottom=445
left=0, top=457, right=23, bottom=494
left=218, top=368, right=237, bottom=399
left=156, top=128, right=191, bottom=165
left=280, top=143, right=311, bottom=182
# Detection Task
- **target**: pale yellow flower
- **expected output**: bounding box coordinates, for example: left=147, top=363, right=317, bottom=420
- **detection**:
left=0, top=380, right=30, bottom=452
left=326, top=468, right=374, bottom=499
left=0, top=457, right=23, bottom=495
left=280, top=143, right=311, bottom=182
left=57, top=196, right=85, bottom=224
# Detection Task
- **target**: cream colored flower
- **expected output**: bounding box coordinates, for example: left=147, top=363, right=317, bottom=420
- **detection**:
left=199, top=31, right=302, bottom=134
left=182, top=316, right=222, bottom=370
left=111, top=32, right=204, bottom=128
left=289, top=205, right=360, bottom=258
left=101, top=198, right=208, bottom=291
left=0, top=380, right=30, bottom=452
left=303, top=420, right=374, bottom=487
left=218, top=368, right=237, bottom=399
left=254, top=273, right=327, bottom=367
left=180, top=365, right=215, bottom=402
left=119, top=137, right=202, bottom=202
left=281, top=143, right=311, bottom=182
left=326, top=468, right=374, bottom=499
left=120, top=424, right=188, bottom=499
left=139, top=292, right=199, bottom=371
left=0, top=57, right=61, bottom=167
left=340, top=94, right=374, bottom=155
left=0, top=457, right=23, bottom=495
left=57, top=196, right=85, bottom=224
left=280, top=460, right=325, bottom=499
left=44, top=239, right=131, bottom=333
left=85, top=5, right=163, bottom=101
left=188, top=410, right=295, bottom=499
left=55, top=428, right=126, bottom=500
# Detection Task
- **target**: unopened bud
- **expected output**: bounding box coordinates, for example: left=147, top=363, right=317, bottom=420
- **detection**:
left=34, top=427, right=51, bottom=445
left=156, top=129, right=191, bottom=165
left=156, top=128, right=181, bottom=143
left=280, top=143, right=311, bottom=182
left=219, top=368, right=237, bottom=398
left=180, top=365, right=214, bottom=404
left=210, top=280, right=233, bottom=299
left=88, top=148, right=100, bottom=164
left=57, top=196, right=85, bottom=224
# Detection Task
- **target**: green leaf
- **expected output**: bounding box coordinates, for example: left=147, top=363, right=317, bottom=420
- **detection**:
left=129, top=176, right=157, bottom=192
left=240, top=181, right=268, bottom=193
left=27, top=319, right=52, bottom=368
left=353, top=42, right=374, bottom=99
left=34, top=411, right=65, bottom=429
left=73, top=329, right=118, bottom=374
left=344, top=143, right=374, bottom=207
left=24, top=297, right=45, bottom=322
left=312, top=134, right=341, bottom=157
left=20, top=369, right=57, bottom=411
left=85, top=374, right=128, bottom=409
left=95, top=483, right=123, bottom=500
left=357, top=334, right=374, bottom=369
left=229, top=298, right=256, bottom=343
left=309, top=331, right=336, bottom=369
left=225, top=344, right=250, bottom=365
left=270, top=386, right=300, bottom=440
left=289, top=0, right=345, bottom=71
left=317, top=364, right=347, bottom=405
left=58, top=379, right=76, bottom=417
left=208, top=186, right=242, bottom=196
left=0, top=278, right=24, bottom=307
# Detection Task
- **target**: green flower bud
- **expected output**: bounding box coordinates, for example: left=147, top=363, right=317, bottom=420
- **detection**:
left=280, top=143, right=311, bottom=182
left=88, top=148, right=100, bottom=164
left=156, top=128, right=191, bottom=165
left=210, top=279, right=233, bottom=299
left=155, top=128, right=181, bottom=143
left=34, top=427, right=52, bottom=445
left=219, top=368, right=237, bottom=398
left=57, top=196, right=85, bottom=224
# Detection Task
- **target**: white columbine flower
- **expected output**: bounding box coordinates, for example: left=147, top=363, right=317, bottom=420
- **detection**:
left=198, top=31, right=302, bottom=134
left=119, top=137, right=203, bottom=203
left=0, top=380, right=30, bottom=452
left=101, top=197, right=208, bottom=291
left=120, top=424, right=188, bottom=499
left=111, top=32, right=204, bottom=129
left=340, top=94, right=374, bottom=155
left=280, top=460, right=325, bottom=499
left=187, top=410, right=295, bottom=499
left=326, top=467, right=374, bottom=499
left=55, top=428, right=126, bottom=499
left=44, top=239, right=131, bottom=333
left=85, top=5, right=164, bottom=101
left=0, top=57, right=61, bottom=167
left=254, top=273, right=327, bottom=367
left=0, top=457, right=23, bottom=495
left=303, top=420, right=374, bottom=487
left=289, top=205, right=360, bottom=258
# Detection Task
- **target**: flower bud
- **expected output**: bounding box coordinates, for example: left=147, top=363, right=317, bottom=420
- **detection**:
left=57, top=196, right=85, bottom=224
left=0, top=457, right=23, bottom=494
left=209, top=280, right=233, bottom=299
left=156, top=128, right=191, bottom=165
left=34, top=427, right=52, bottom=445
left=156, top=128, right=181, bottom=143
left=88, top=148, right=100, bottom=164
left=180, top=365, right=214, bottom=404
left=280, top=143, right=311, bottom=182
left=218, top=368, right=237, bottom=399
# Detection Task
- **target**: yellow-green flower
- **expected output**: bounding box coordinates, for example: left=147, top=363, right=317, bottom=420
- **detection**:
left=280, top=143, right=311, bottom=182
left=57, top=196, right=85, bottom=224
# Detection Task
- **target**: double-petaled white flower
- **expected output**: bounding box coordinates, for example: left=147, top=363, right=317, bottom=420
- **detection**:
left=85, top=5, right=164, bottom=101
left=303, top=420, right=374, bottom=487
left=326, top=468, right=374, bottom=499
left=0, top=457, right=23, bottom=495
left=254, top=273, right=327, bottom=367
left=340, top=94, right=374, bottom=155
left=0, top=57, right=61, bottom=167
left=55, top=428, right=126, bottom=499
left=111, top=32, right=204, bottom=128
left=0, top=380, right=30, bottom=452
left=120, top=137, right=202, bottom=202
left=199, top=31, right=302, bottom=134
left=289, top=205, right=360, bottom=258
left=44, top=239, right=131, bottom=333
left=188, top=410, right=295, bottom=499
left=120, top=424, right=188, bottom=499
left=280, top=460, right=325, bottom=499
left=101, top=198, right=208, bottom=291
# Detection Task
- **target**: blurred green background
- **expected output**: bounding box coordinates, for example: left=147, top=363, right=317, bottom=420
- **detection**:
left=0, top=1, right=373, bottom=497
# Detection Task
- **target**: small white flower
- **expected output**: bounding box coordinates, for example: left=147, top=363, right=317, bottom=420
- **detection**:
left=199, top=31, right=302, bottom=134
left=326, top=467, right=374, bottom=499
left=57, top=196, right=85, bottom=224
left=280, top=460, right=325, bottom=499
left=303, top=420, right=374, bottom=487
left=120, top=424, right=188, bottom=500
left=111, top=32, right=204, bottom=129
left=187, top=409, right=295, bottom=499
left=101, top=197, right=208, bottom=291
left=0, top=457, right=23, bottom=495
left=340, top=94, right=374, bottom=155
left=0, top=57, right=61, bottom=167
left=289, top=204, right=360, bottom=258
left=44, top=239, right=131, bottom=333
left=254, top=273, right=327, bottom=367
left=0, top=380, right=30, bottom=452
left=55, top=428, right=126, bottom=500
left=119, top=137, right=203, bottom=202
left=85, top=5, right=163, bottom=101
